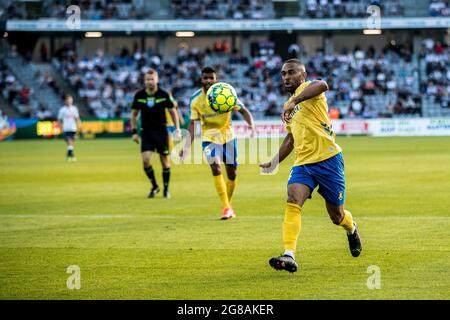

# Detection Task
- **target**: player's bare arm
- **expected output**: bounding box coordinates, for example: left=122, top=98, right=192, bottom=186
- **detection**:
left=259, top=133, right=294, bottom=173
left=237, top=102, right=256, bottom=137
left=76, top=116, right=82, bottom=132
left=131, top=109, right=140, bottom=144
left=179, top=119, right=196, bottom=160
left=283, top=80, right=329, bottom=122
left=177, top=108, right=185, bottom=126
left=168, top=107, right=182, bottom=139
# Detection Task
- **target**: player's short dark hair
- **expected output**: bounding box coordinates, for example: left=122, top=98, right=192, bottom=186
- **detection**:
left=283, top=59, right=306, bottom=72
left=201, top=66, right=216, bottom=74
left=64, top=94, right=72, bottom=100
left=284, top=59, right=304, bottom=66
left=145, top=68, right=158, bottom=76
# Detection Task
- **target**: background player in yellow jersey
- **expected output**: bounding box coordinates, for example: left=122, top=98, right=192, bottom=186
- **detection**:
left=180, top=67, right=255, bottom=220
left=260, top=59, right=362, bottom=272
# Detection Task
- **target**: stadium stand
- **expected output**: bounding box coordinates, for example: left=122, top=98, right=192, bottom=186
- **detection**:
left=42, top=0, right=148, bottom=20
left=170, top=0, right=274, bottom=19
left=299, top=0, right=404, bottom=18
left=1, top=0, right=448, bottom=119
left=2, top=43, right=65, bottom=118
left=420, top=38, right=450, bottom=116
left=1, top=0, right=437, bottom=19
left=0, top=0, right=27, bottom=19
left=0, top=61, right=56, bottom=119
left=36, top=40, right=425, bottom=120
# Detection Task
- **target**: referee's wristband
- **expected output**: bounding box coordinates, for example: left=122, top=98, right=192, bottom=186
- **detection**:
left=131, top=128, right=138, bottom=134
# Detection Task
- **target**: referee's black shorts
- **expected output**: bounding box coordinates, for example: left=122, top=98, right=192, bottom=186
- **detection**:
left=140, top=128, right=169, bottom=155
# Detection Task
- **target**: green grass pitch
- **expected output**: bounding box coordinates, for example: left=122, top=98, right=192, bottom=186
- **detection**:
left=0, top=136, right=449, bottom=299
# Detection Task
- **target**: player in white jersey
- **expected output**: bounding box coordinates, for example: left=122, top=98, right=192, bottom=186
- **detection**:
left=58, top=95, right=82, bottom=161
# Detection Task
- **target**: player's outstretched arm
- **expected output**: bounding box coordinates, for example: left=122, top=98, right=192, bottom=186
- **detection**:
left=168, top=107, right=181, bottom=139
left=283, top=80, right=329, bottom=122
left=130, top=109, right=139, bottom=144
left=179, top=120, right=195, bottom=161
left=76, top=113, right=82, bottom=132
left=177, top=108, right=185, bottom=126
left=237, top=104, right=256, bottom=137
left=259, top=133, right=294, bottom=173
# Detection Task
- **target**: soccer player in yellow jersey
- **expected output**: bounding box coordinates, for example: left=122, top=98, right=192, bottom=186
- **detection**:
left=260, top=59, right=362, bottom=272
left=180, top=67, right=255, bottom=220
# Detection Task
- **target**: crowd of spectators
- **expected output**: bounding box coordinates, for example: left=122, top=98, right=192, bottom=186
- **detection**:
left=3, top=0, right=419, bottom=20
left=51, top=39, right=425, bottom=120
left=5, top=37, right=447, bottom=119
left=301, top=0, right=404, bottom=18
left=42, top=0, right=147, bottom=20
left=304, top=43, right=421, bottom=118
left=0, top=62, right=35, bottom=117
left=1, top=44, right=64, bottom=119
left=429, top=0, right=450, bottom=16
left=420, top=38, right=450, bottom=109
left=170, top=0, right=273, bottom=19
left=0, top=62, right=56, bottom=119
left=1, top=0, right=27, bottom=19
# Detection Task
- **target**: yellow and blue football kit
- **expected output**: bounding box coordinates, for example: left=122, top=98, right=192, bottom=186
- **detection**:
left=280, top=81, right=356, bottom=257
left=189, top=88, right=242, bottom=166
left=267, top=80, right=362, bottom=269
left=285, top=80, right=345, bottom=206
left=189, top=88, right=242, bottom=210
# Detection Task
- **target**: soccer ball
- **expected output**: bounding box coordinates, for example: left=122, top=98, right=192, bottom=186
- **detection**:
left=206, top=82, right=237, bottom=113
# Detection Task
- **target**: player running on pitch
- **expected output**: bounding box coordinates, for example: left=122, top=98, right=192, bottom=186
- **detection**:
left=260, top=59, right=362, bottom=272
left=180, top=67, right=255, bottom=220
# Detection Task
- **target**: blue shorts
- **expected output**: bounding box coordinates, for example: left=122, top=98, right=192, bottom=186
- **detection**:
left=166, top=125, right=176, bottom=134
left=202, top=139, right=238, bottom=166
left=288, top=153, right=345, bottom=206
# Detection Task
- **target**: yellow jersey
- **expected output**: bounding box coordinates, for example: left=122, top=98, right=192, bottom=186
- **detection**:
left=285, top=81, right=341, bottom=166
left=189, top=88, right=241, bottom=144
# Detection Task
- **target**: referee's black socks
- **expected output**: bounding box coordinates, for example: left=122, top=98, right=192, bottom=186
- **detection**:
left=163, top=168, right=171, bottom=191
left=144, top=166, right=158, bottom=188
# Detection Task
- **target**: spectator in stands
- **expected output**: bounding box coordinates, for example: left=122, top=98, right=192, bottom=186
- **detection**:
left=362, top=106, right=378, bottom=119
left=429, top=0, right=449, bottom=16
left=4, top=0, right=26, bottom=19
left=35, top=105, right=54, bottom=120
left=7, top=82, right=18, bottom=105
left=40, top=43, right=49, bottom=63
left=19, top=86, right=31, bottom=104
left=264, top=102, right=279, bottom=117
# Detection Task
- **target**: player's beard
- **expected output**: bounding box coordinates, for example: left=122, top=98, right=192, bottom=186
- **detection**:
left=285, top=79, right=303, bottom=94
left=203, top=83, right=212, bottom=92
left=284, top=84, right=296, bottom=94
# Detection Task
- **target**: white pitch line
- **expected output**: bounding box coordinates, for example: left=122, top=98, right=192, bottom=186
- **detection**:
left=0, top=214, right=448, bottom=221
left=0, top=214, right=131, bottom=219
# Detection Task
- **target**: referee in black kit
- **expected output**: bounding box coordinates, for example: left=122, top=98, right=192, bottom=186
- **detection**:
left=131, top=68, right=181, bottom=199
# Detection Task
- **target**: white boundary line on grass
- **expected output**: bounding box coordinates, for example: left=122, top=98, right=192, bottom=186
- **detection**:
left=0, top=214, right=449, bottom=221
